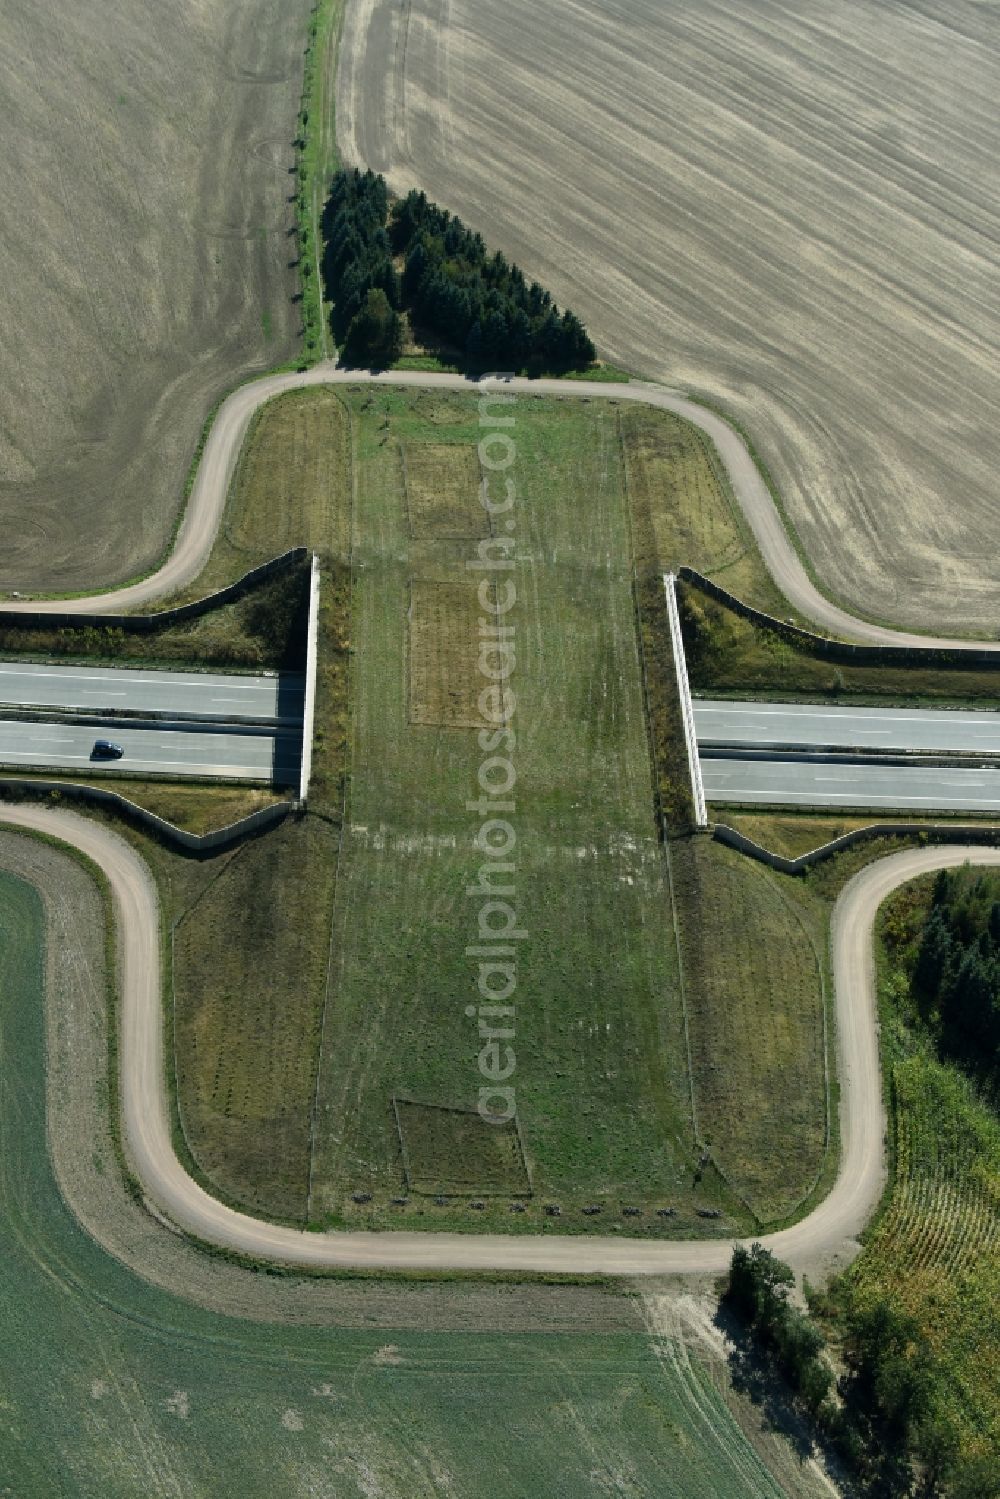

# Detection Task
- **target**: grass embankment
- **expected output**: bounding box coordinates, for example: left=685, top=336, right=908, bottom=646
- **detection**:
left=158, top=386, right=351, bottom=1220
left=0, top=560, right=309, bottom=674
left=0, top=776, right=282, bottom=836
left=680, top=582, right=1000, bottom=708
left=618, top=405, right=794, bottom=615
left=0, top=864, right=815, bottom=1498
left=669, top=839, right=829, bottom=1223
left=619, top=402, right=834, bottom=1223
left=805, top=871, right=1000, bottom=1473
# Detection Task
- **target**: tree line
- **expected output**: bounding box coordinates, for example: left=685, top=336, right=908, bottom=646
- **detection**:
left=321, top=168, right=596, bottom=372
left=724, top=1245, right=991, bottom=1497
left=912, top=868, right=1000, bottom=1086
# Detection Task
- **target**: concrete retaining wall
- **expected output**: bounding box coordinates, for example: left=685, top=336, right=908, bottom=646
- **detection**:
left=298, top=554, right=320, bottom=803
left=678, top=567, right=1000, bottom=668
left=0, top=549, right=309, bottom=635
left=663, top=572, right=707, bottom=827
left=0, top=777, right=293, bottom=855
left=713, top=819, right=1000, bottom=875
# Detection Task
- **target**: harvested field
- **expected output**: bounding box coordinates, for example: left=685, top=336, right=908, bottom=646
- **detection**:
left=402, top=441, right=486, bottom=538
left=670, top=838, right=829, bottom=1224
left=408, top=579, right=487, bottom=727
left=0, top=0, right=310, bottom=594
left=339, top=0, right=1000, bottom=633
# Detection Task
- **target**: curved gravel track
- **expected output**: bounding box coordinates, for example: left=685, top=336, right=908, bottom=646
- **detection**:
left=4, top=364, right=999, bottom=653
left=3, top=799, right=996, bottom=1273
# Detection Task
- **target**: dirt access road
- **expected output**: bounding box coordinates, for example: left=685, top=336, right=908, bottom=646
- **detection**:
left=5, top=365, right=999, bottom=653
left=2, top=798, right=996, bottom=1273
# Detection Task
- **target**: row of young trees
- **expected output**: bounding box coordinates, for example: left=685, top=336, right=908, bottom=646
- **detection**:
left=725, top=1245, right=989, bottom=1496
left=913, top=868, right=1000, bottom=1083
left=321, top=168, right=597, bottom=371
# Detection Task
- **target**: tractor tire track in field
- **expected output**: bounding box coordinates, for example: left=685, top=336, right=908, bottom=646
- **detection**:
left=3, top=798, right=998, bottom=1275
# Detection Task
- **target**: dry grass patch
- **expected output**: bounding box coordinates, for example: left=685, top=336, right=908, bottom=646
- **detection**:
left=394, top=1100, right=531, bottom=1197
left=402, top=442, right=486, bottom=538
left=103, top=781, right=284, bottom=836
left=226, top=389, right=352, bottom=562
left=408, top=579, right=488, bottom=727
left=671, top=837, right=828, bottom=1224
left=0, top=0, right=307, bottom=594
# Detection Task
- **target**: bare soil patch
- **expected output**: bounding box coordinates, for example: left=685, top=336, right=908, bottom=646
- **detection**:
left=339, top=0, right=1000, bottom=633
left=0, top=0, right=311, bottom=593
left=401, top=442, right=486, bottom=539
left=408, top=579, right=485, bottom=727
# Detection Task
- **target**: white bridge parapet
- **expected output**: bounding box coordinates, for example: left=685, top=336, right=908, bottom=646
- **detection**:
left=298, top=553, right=321, bottom=804
left=663, top=572, right=708, bottom=828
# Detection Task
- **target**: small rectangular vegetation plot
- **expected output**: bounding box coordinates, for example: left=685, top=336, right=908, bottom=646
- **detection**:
left=402, top=441, right=486, bottom=538
left=394, top=1100, right=531, bottom=1196
left=409, top=579, right=488, bottom=727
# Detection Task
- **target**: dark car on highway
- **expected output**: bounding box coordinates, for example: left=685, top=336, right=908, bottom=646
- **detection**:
left=92, top=739, right=125, bottom=759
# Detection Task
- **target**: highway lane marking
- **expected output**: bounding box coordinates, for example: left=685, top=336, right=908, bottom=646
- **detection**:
left=695, top=703, right=1000, bottom=724
left=0, top=664, right=294, bottom=687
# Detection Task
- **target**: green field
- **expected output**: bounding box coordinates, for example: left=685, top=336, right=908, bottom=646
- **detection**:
left=0, top=861, right=810, bottom=1499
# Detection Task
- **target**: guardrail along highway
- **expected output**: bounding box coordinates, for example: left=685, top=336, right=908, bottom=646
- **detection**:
left=0, top=661, right=303, bottom=722
left=695, top=699, right=1000, bottom=756
left=701, top=756, right=1000, bottom=813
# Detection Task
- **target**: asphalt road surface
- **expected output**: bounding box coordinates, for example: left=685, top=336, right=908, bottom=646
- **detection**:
left=703, top=756, right=1000, bottom=812
left=3, top=364, right=999, bottom=652
left=695, top=699, right=1000, bottom=755
left=0, top=718, right=298, bottom=784
left=4, top=802, right=998, bottom=1273
left=0, top=661, right=302, bottom=722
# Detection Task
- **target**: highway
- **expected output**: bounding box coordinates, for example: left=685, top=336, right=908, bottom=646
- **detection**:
left=0, top=718, right=299, bottom=783
left=0, top=661, right=302, bottom=722
left=702, top=756, right=1000, bottom=812
left=695, top=699, right=1000, bottom=755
